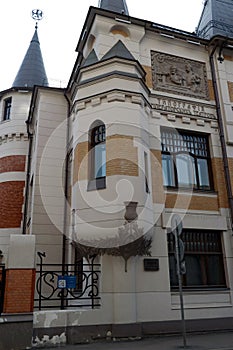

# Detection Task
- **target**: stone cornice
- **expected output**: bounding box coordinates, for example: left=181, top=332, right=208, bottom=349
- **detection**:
left=72, top=89, right=217, bottom=127
left=0, top=133, right=28, bottom=146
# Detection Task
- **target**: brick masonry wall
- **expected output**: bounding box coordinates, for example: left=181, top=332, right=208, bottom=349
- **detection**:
left=106, top=135, right=138, bottom=177
left=151, top=151, right=228, bottom=211
left=212, top=157, right=228, bottom=209
left=3, top=269, right=35, bottom=313
left=142, top=65, right=153, bottom=89
left=0, top=181, right=25, bottom=228
left=165, top=156, right=228, bottom=211
left=227, top=81, right=233, bottom=102
left=73, top=135, right=139, bottom=184
left=73, top=141, right=89, bottom=184
left=0, top=155, right=26, bottom=173
left=165, top=193, right=219, bottom=211
left=150, top=149, right=165, bottom=204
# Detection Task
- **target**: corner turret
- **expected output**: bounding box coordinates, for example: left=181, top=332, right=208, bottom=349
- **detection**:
left=99, top=0, right=129, bottom=15
left=12, top=27, right=48, bottom=88
left=197, top=0, right=233, bottom=39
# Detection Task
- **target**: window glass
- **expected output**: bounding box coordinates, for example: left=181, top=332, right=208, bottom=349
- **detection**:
left=167, top=230, right=226, bottom=289
left=176, top=154, right=197, bottom=187
left=95, top=143, right=106, bottom=178
left=89, top=122, right=106, bottom=190
left=161, top=128, right=212, bottom=190
left=197, top=158, right=210, bottom=188
left=162, top=154, right=175, bottom=187
left=144, top=152, right=149, bottom=193
left=3, top=97, right=12, bottom=121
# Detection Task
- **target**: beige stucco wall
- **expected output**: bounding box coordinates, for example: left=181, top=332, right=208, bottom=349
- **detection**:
left=65, top=10, right=233, bottom=326
left=29, top=89, right=67, bottom=263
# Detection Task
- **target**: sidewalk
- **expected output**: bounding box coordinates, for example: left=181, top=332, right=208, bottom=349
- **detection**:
left=44, top=331, right=233, bottom=350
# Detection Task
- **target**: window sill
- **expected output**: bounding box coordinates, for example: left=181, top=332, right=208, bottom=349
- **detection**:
left=87, top=177, right=106, bottom=191
left=170, top=288, right=231, bottom=309
left=171, top=287, right=229, bottom=292
left=164, top=186, right=217, bottom=195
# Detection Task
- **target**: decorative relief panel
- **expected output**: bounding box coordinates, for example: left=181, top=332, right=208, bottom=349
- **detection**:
left=151, top=51, right=209, bottom=100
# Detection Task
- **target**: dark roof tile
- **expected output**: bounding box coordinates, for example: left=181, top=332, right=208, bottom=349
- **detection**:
left=12, top=28, right=48, bottom=88
left=99, top=0, right=129, bottom=15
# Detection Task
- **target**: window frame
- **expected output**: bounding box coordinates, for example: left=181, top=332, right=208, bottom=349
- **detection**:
left=2, top=97, right=12, bottom=121
left=144, top=151, right=150, bottom=193
left=161, top=128, right=213, bottom=191
left=88, top=121, right=106, bottom=191
left=167, top=229, right=227, bottom=290
left=74, top=251, right=83, bottom=293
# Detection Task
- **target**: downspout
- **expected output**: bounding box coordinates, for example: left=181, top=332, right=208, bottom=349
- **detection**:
left=209, top=44, right=233, bottom=230
left=62, top=91, right=72, bottom=271
left=22, top=118, right=33, bottom=235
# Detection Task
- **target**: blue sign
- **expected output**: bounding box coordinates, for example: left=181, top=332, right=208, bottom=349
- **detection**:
left=57, top=275, right=77, bottom=289
left=57, top=276, right=66, bottom=289
left=65, top=275, right=77, bottom=289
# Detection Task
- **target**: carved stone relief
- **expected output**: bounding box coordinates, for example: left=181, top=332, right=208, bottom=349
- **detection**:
left=151, top=51, right=209, bottom=100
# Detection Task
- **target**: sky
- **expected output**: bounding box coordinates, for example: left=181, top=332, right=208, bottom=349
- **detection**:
left=0, top=0, right=204, bottom=91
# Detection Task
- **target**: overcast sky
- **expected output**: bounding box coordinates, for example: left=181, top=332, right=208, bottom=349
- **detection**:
left=0, top=0, right=204, bottom=91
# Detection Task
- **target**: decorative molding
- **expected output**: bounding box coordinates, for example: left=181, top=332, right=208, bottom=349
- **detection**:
left=91, top=97, right=101, bottom=106
left=211, top=121, right=218, bottom=129
left=182, top=117, right=191, bottom=124
left=151, top=51, right=209, bottom=100
left=73, top=89, right=217, bottom=126
left=0, top=133, right=28, bottom=146
left=167, top=115, right=176, bottom=122
left=196, top=119, right=205, bottom=127
left=152, top=96, right=216, bottom=120
left=107, top=92, right=126, bottom=103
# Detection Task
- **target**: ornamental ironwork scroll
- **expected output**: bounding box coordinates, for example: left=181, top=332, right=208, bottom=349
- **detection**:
left=35, top=252, right=101, bottom=310
left=151, top=51, right=209, bottom=100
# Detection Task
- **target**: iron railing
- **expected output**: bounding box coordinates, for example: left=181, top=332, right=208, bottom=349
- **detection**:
left=34, top=252, right=101, bottom=310
left=0, top=265, right=6, bottom=314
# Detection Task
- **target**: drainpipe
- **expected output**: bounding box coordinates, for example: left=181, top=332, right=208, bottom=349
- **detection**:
left=209, top=44, right=233, bottom=230
left=62, top=91, right=72, bottom=271
left=22, top=119, right=33, bottom=235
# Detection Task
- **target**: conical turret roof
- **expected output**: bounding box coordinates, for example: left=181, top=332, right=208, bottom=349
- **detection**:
left=12, top=27, right=48, bottom=88
left=99, top=0, right=129, bottom=15
left=197, top=0, right=233, bottom=39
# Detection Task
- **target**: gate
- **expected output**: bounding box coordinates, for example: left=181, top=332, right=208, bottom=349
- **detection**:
left=0, top=264, right=6, bottom=314
left=34, top=252, right=101, bottom=310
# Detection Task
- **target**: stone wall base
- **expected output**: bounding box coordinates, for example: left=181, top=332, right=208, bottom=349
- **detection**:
left=32, top=317, right=233, bottom=347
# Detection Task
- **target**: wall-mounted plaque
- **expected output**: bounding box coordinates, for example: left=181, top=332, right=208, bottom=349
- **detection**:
left=151, top=51, right=209, bottom=100
left=144, top=258, right=159, bottom=271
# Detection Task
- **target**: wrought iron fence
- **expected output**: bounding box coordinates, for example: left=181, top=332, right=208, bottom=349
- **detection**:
left=0, top=265, right=6, bottom=314
left=34, top=252, right=101, bottom=310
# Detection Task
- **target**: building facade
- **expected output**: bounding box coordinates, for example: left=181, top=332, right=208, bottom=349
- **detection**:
left=1, top=0, right=233, bottom=348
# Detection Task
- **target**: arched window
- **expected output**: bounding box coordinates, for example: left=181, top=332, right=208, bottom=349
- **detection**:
left=88, top=121, right=106, bottom=190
